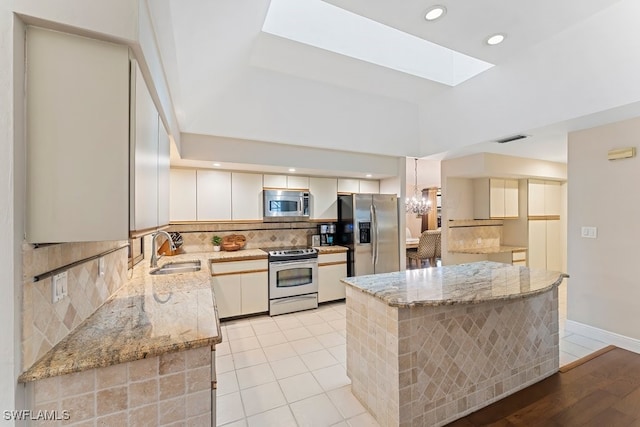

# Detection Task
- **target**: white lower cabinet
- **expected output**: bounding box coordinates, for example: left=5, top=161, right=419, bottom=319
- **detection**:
left=318, top=252, right=347, bottom=303
left=211, top=259, right=268, bottom=319
left=528, top=219, right=561, bottom=270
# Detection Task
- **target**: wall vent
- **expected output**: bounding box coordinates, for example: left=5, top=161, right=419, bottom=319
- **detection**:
left=495, top=134, right=528, bottom=144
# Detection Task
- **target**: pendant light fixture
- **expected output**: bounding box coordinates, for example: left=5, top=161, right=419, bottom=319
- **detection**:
left=406, top=158, right=431, bottom=216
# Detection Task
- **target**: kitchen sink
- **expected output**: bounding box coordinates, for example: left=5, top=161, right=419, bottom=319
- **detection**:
left=150, top=260, right=201, bottom=275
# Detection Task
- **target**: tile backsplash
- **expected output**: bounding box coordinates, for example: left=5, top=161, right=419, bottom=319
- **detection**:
left=168, top=222, right=318, bottom=252
left=22, top=240, right=129, bottom=370
left=448, top=221, right=503, bottom=251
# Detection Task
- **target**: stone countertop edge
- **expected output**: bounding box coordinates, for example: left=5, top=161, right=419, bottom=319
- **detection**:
left=19, top=251, right=225, bottom=383
left=449, top=245, right=528, bottom=254
left=341, top=261, right=568, bottom=308
left=314, top=246, right=348, bottom=254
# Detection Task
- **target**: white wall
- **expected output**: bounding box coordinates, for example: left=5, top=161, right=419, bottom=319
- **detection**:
left=567, top=116, right=640, bottom=341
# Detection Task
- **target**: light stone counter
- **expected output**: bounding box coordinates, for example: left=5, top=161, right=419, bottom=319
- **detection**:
left=343, top=261, right=567, bottom=427
left=449, top=245, right=527, bottom=255
left=19, top=252, right=223, bottom=383
left=314, top=245, right=348, bottom=254
left=209, top=248, right=268, bottom=262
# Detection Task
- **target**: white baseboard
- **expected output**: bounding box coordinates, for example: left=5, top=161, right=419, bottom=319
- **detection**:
left=565, top=320, right=640, bottom=354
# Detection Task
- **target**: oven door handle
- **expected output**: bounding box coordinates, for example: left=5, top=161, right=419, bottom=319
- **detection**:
left=269, top=260, right=318, bottom=267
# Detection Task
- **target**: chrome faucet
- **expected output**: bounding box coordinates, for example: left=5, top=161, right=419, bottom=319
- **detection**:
left=150, top=231, right=177, bottom=268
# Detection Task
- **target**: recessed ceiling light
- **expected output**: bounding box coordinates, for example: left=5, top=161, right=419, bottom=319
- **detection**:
left=365, top=174, right=372, bottom=178
left=288, top=168, right=296, bottom=172
left=213, top=163, right=221, bottom=167
left=486, top=34, right=505, bottom=46
left=425, top=5, right=446, bottom=21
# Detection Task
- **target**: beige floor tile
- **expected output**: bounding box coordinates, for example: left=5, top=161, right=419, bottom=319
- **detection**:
left=282, top=327, right=313, bottom=342
left=230, top=336, right=261, bottom=354
left=347, top=411, right=381, bottom=427
left=290, top=393, right=343, bottom=427
left=270, top=355, right=310, bottom=380
left=290, top=337, right=324, bottom=355
left=263, top=343, right=298, bottom=362
left=217, top=371, right=239, bottom=396
left=240, top=382, right=287, bottom=417
left=306, top=322, right=335, bottom=336
left=233, top=349, right=268, bottom=369
left=313, top=364, right=351, bottom=392
left=217, top=392, right=245, bottom=426
left=256, top=331, right=288, bottom=348
left=246, top=405, right=297, bottom=427
left=278, top=372, right=324, bottom=403
left=300, top=349, right=339, bottom=371
left=327, top=386, right=366, bottom=419
left=236, top=363, right=276, bottom=390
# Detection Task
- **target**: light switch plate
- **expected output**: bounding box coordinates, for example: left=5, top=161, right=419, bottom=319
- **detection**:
left=98, top=257, right=105, bottom=277
left=581, top=226, right=597, bottom=239
left=52, top=271, right=67, bottom=303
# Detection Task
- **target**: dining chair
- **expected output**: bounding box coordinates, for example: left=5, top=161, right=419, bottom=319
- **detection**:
left=406, top=230, right=440, bottom=268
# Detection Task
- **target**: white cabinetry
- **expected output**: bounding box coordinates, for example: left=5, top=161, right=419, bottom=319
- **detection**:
left=157, top=123, right=170, bottom=227
left=232, top=173, right=263, bottom=220
left=263, top=174, right=310, bottom=190
left=197, top=170, right=232, bottom=221
left=170, top=169, right=197, bottom=221
left=528, top=220, right=561, bottom=270
left=25, top=27, right=130, bottom=243
left=338, top=179, right=380, bottom=194
left=528, top=180, right=562, bottom=217
left=474, top=178, right=519, bottom=219
left=211, top=259, right=268, bottom=318
left=131, top=61, right=168, bottom=234
left=309, top=177, right=338, bottom=220
left=318, top=252, right=347, bottom=302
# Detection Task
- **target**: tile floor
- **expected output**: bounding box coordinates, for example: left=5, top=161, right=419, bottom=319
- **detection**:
left=216, top=280, right=608, bottom=426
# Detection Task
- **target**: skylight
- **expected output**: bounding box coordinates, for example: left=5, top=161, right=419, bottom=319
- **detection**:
left=262, top=0, right=494, bottom=86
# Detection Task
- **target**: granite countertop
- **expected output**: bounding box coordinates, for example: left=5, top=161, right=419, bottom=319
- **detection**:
left=19, top=252, right=222, bottom=383
left=315, top=246, right=348, bottom=254
left=449, top=245, right=527, bottom=254
left=341, top=261, right=567, bottom=308
left=209, top=248, right=268, bottom=262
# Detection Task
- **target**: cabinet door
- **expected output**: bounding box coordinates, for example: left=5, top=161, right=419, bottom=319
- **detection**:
left=359, top=180, right=380, bottom=194
left=546, top=220, right=562, bottom=271
left=309, top=177, right=338, bottom=220
left=528, top=221, right=547, bottom=269
left=528, top=179, right=546, bottom=217
left=212, top=275, right=242, bottom=319
left=26, top=27, right=130, bottom=243
left=232, top=173, right=263, bottom=220
left=504, top=179, right=519, bottom=218
left=318, top=263, right=347, bottom=303
left=157, top=122, right=170, bottom=227
left=338, top=179, right=360, bottom=193
left=263, top=174, right=287, bottom=189
left=544, top=181, right=562, bottom=217
left=287, top=176, right=310, bottom=190
left=197, top=170, right=232, bottom=221
left=489, top=179, right=505, bottom=218
left=241, top=271, right=269, bottom=315
left=170, top=169, right=197, bottom=221
left=131, top=63, right=159, bottom=232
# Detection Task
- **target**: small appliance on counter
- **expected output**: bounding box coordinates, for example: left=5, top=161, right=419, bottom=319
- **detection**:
left=318, top=223, right=336, bottom=246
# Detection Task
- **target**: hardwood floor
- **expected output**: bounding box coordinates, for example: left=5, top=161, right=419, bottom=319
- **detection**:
left=447, top=346, right=640, bottom=427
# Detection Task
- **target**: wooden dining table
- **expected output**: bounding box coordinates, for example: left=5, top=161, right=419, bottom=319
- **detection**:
left=406, top=238, right=419, bottom=249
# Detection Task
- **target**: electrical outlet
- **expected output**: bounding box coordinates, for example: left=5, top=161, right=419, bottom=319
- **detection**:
left=98, top=256, right=105, bottom=277
left=52, top=271, right=67, bottom=303
left=581, top=226, right=597, bottom=239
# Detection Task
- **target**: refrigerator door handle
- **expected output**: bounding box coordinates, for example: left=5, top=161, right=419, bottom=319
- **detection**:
left=372, top=204, right=379, bottom=266
left=370, top=204, right=376, bottom=265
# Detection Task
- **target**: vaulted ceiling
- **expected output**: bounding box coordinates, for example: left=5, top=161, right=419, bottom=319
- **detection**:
left=148, top=0, right=640, bottom=165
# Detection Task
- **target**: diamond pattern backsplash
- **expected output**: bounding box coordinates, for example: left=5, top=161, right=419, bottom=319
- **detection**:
left=22, top=241, right=129, bottom=371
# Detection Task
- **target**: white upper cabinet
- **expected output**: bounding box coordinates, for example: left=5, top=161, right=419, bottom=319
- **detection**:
left=474, top=178, right=519, bottom=219
left=232, top=173, right=263, bottom=220
left=26, top=27, right=130, bottom=243
left=309, top=177, right=338, bottom=220
left=359, top=180, right=380, bottom=194
left=170, top=169, right=197, bottom=221
left=263, top=174, right=288, bottom=189
left=338, top=179, right=380, bottom=194
left=528, top=179, right=562, bottom=217
left=197, top=170, right=232, bottom=221
left=338, top=179, right=360, bottom=193
left=130, top=61, right=160, bottom=233
left=157, top=121, right=170, bottom=228
left=263, top=174, right=310, bottom=190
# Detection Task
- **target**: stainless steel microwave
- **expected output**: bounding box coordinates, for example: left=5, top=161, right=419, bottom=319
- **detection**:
left=263, top=190, right=310, bottom=221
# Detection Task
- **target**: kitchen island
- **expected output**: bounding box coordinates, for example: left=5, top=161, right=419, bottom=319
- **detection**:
left=342, top=261, right=567, bottom=427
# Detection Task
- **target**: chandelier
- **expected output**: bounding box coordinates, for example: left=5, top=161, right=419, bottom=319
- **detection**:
left=406, top=158, right=431, bottom=216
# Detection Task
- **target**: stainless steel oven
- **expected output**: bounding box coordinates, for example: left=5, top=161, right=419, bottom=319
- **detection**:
left=268, top=248, right=318, bottom=315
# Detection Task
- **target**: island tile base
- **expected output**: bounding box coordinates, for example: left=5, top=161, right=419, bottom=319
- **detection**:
left=346, top=286, right=559, bottom=427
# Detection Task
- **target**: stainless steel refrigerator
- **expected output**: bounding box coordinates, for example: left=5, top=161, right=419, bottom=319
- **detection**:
left=337, top=193, right=399, bottom=277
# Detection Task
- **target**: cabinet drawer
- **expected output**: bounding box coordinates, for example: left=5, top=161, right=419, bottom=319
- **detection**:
left=211, top=259, right=268, bottom=275
left=512, top=251, right=527, bottom=262
left=318, top=252, right=347, bottom=264
left=513, top=260, right=527, bottom=267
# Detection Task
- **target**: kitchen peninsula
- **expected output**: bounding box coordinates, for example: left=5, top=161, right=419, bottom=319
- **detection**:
left=342, top=261, right=567, bottom=427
